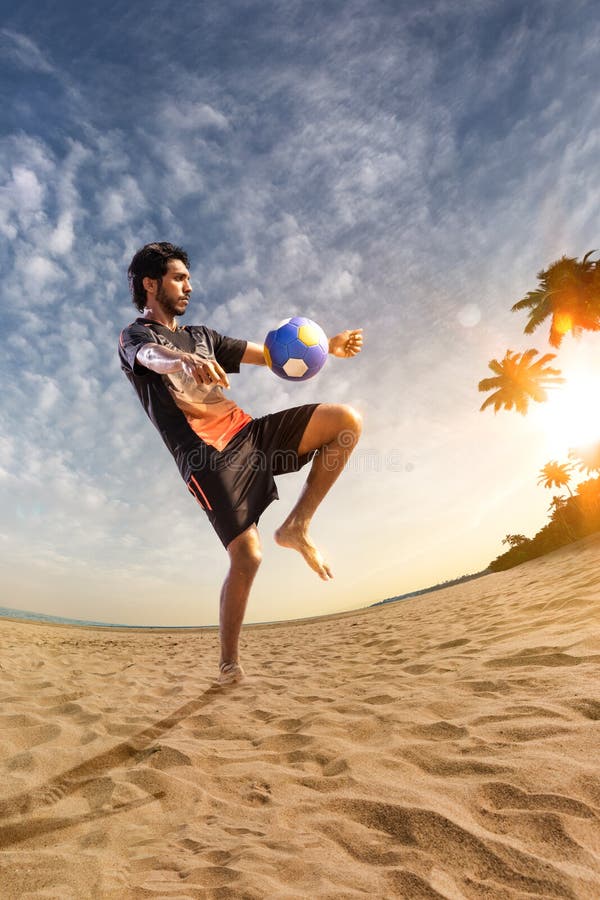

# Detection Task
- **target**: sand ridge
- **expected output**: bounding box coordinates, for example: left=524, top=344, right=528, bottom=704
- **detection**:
left=1, top=537, right=600, bottom=898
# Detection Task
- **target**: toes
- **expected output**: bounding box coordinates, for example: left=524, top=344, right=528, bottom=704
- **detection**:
left=275, top=526, right=333, bottom=581
left=316, top=558, right=333, bottom=581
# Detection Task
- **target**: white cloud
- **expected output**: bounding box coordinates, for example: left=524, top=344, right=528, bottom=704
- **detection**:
left=162, top=100, right=229, bottom=131
left=9, top=166, right=45, bottom=211
left=37, top=376, right=62, bottom=413
left=154, top=142, right=205, bottom=198
left=24, top=254, right=65, bottom=295
left=0, top=28, right=54, bottom=74
left=99, top=175, right=148, bottom=227
left=48, top=212, right=75, bottom=254
left=0, top=165, right=46, bottom=236
left=319, top=261, right=362, bottom=303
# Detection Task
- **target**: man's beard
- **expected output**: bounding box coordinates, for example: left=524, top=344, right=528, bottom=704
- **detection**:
left=156, top=283, right=189, bottom=318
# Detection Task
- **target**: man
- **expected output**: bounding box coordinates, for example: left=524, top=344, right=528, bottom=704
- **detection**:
left=119, top=242, right=363, bottom=684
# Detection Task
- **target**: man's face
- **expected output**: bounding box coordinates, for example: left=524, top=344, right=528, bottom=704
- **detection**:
left=154, top=258, right=192, bottom=317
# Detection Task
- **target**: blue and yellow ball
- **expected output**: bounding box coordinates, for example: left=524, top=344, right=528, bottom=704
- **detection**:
left=264, top=316, right=328, bottom=381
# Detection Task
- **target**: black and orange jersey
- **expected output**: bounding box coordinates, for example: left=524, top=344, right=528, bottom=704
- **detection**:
left=118, top=318, right=251, bottom=474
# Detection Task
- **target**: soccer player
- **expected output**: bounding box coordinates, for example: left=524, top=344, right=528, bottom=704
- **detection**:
left=119, top=242, right=363, bottom=684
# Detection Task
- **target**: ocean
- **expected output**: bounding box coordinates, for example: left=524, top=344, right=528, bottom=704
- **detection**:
left=0, top=606, right=211, bottom=629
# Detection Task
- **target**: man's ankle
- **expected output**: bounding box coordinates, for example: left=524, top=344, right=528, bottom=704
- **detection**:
left=219, top=657, right=238, bottom=669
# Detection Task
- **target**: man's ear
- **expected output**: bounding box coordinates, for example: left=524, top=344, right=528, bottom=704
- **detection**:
left=142, top=276, right=158, bottom=297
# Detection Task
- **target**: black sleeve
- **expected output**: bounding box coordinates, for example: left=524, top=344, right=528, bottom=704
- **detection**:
left=118, top=322, right=158, bottom=375
left=205, top=327, right=248, bottom=374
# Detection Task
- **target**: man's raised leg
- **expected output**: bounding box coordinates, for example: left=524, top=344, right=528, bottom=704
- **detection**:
left=275, top=403, right=362, bottom=580
left=218, top=525, right=262, bottom=683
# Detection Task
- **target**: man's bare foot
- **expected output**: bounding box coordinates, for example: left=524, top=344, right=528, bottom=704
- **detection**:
left=218, top=661, right=246, bottom=685
left=274, top=522, right=333, bottom=580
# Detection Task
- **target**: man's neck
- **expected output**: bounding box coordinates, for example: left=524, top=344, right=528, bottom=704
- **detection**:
left=141, top=305, right=177, bottom=331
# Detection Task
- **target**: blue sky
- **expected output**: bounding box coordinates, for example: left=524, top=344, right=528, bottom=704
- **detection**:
left=1, top=0, right=599, bottom=625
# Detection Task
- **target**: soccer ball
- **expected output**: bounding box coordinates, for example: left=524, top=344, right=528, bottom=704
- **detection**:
left=264, top=316, right=328, bottom=381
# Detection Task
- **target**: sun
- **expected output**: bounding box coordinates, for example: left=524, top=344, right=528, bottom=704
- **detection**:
left=532, top=369, right=600, bottom=458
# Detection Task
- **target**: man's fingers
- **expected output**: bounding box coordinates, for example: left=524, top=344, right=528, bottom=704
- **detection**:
left=196, top=360, right=230, bottom=388
left=347, top=330, right=363, bottom=354
left=200, top=365, right=221, bottom=386
left=180, top=356, right=229, bottom=388
left=213, top=361, right=230, bottom=389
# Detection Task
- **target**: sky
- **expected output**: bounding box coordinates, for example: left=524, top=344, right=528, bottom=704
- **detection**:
left=1, top=0, right=599, bottom=626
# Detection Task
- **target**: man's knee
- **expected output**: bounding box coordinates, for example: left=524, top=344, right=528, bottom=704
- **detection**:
left=337, top=404, right=363, bottom=440
left=342, top=404, right=362, bottom=432
left=298, top=403, right=362, bottom=456
left=228, top=528, right=263, bottom=571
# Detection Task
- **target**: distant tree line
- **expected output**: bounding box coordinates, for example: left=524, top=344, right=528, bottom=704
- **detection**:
left=371, top=569, right=489, bottom=607
left=489, top=446, right=600, bottom=571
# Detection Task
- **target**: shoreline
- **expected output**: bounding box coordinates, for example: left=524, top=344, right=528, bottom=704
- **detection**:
left=0, top=569, right=492, bottom=634
left=0, top=600, right=377, bottom=634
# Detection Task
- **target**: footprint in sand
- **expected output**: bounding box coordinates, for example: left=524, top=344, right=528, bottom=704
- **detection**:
left=243, top=780, right=272, bottom=805
left=5, top=751, right=36, bottom=772
left=571, top=698, right=600, bottom=720
left=410, top=721, right=469, bottom=741
left=254, top=732, right=312, bottom=752
left=326, top=798, right=572, bottom=896
left=143, top=744, right=193, bottom=770
left=478, top=781, right=596, bottom=818
left=486, top=650, right=585, bottom=669
left=362, top=693, right=399, bottom=705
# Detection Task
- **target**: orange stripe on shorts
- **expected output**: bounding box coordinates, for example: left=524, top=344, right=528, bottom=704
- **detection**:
left=189, top=474, right=213, bottom=511
left=187, top=483, right=205, bottom=509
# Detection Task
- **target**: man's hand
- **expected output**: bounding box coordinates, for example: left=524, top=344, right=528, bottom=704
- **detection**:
left=328, top=328, right=363, bottom=358
left=181, top=353, right=230, bottom=389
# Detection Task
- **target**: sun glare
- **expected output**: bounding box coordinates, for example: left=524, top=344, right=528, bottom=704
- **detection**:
left=533, top=371, right=600, bottom=458
left=553, top=311, right=573, bottom=337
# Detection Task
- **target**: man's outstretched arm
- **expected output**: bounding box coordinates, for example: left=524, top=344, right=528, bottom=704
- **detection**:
left=241, top=330, right=363, bottom=366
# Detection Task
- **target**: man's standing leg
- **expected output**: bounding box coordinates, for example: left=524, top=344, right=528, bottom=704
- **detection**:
left=275, top=403, right=362, bottom=579
left=218, top=525, right=262, bottom=684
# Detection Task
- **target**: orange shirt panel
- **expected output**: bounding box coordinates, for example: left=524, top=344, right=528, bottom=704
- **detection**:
left=183, top=407, right=252, bottom=451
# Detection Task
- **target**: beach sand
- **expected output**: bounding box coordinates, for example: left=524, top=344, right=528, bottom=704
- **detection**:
left=1, top=537, right=600, bottom=899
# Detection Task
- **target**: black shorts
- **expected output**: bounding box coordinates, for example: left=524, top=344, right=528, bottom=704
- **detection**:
left=185, top=403, right=320, bottom=548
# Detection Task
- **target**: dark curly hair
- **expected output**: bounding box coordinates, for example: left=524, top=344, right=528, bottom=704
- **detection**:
left=127, top=242, right=190, bottom=312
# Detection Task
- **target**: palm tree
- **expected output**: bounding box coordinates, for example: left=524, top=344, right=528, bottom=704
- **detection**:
left=502, top=534, right=529, bottom=548
left=478, top=349, right=564, bottom=414
left=547, top=494, right=576, bottom=541
left=568, top=442, right=600, bottom=475
left=511, top=251, right=600, bottom=348
left=547, top=494, right=567, bottom=515
left=575, top=477, right=600, bottom=519
left=537, top=461, right=573, bottom=495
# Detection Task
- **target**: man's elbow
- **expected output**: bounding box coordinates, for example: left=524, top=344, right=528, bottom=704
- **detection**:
left=136, top=344, right=154, bottom=366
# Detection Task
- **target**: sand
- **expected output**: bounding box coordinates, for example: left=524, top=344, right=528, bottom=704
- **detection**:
left=1, top=538, right=600, bottom=899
